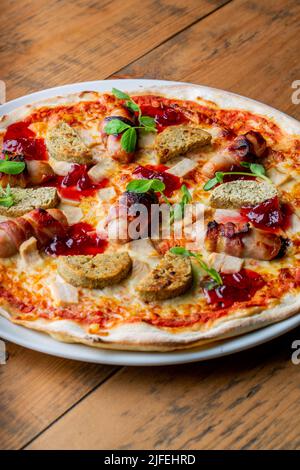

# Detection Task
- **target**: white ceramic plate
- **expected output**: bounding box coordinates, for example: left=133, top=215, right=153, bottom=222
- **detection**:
left=0, top=79, right=299, bottom=366
left=1, top=314, right=300, bottom=366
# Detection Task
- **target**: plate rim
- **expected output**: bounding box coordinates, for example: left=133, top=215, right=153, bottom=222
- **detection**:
left=1, top=313, right=300, bottom=366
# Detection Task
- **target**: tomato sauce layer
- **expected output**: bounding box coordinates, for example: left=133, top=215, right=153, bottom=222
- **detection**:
left=135, top=95, right=188, bottom=132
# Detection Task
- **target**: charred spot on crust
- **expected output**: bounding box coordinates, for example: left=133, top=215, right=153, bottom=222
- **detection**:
left=276, top=237, right=291, bottom=259
left=207, top=220, right=250, bottom=240
left=207, top=220, right=219, bottom=231
left=120, top=190, right=159, bottom=210
left=220, top=222, right=250, bottom=239
left=228, top=131, right=267, bottom=159
left=245, top=131, right=267, bottom=157
left=229, top=135, right=251, bottom=158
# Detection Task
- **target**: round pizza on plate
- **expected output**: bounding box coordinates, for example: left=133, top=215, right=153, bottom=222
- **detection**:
left=0, top=82, right=299, bottom=352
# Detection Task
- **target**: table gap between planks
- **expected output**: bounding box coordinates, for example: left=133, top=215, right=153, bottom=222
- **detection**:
left=1, top=0, right=300, bottom=450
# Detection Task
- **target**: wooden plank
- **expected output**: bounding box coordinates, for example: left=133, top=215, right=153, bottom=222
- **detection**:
left=0, top=0, right=228, bottom=101
left=26, top=329, right=300, bottom=450
left=0, top=341, right=118, bottom=450
left=116, top=0, right=300, bottom=120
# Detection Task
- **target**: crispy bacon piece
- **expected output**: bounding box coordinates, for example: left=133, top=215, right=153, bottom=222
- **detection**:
left=100, top=105, right=137, bottom=163
left=202, top=131, right=267, bottom=177
left=0, top=155, right=55, bottom=188
left=0, top=208, right=68, bottom=258
left=205, top=220, right=282, bottom=260
left=26, top=160, right=55, bottom=185
left=105, top=190, right=159, bottom=243
left=243, top=131, right=267, bottom=157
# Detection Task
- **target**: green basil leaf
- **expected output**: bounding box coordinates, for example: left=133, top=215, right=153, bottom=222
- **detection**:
left=181, top=184, right=192, bottom=203
left=0, top=195, right=14, bottom=207
left=126, top=178, right=165, bottom=194
left=140, top=126, right=157, bottom=133
left=104, top=119, right=131, bottom=135
left=250, top=163, right=266, bottom=176
left=112, top=88, right=131, bottom=100
left=121, top=127, right=137, bottom=153
left=172, top=247, right=223, bottom=286
left=126, top=101, right=140, bottom=113
left=149, top=179, right=166, bottom=193
left=173, top=203, right=183, bottom=221
left=126, top=179, right=153, bottom=193
left=203, top=280, right=219, bottom=291
left=0, top=160, right=26, bottom=175
left=170, top=246, right=191, bottom=256
left=207, top=268, right=223, bottom=286
left=0, top=184, right=14, bottom=207
left=215, top=172, right=224, bottom=183
left=140, top=116, right=156, bottom=128
left=203, top=177, right=219, bottom=191
left=240, top=161, right=251, bottom=169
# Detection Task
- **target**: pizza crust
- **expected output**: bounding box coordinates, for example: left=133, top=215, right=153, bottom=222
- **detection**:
left=0, top=291, right=299, bottom=351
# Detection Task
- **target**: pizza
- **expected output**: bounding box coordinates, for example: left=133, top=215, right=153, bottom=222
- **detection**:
left=0, top=83, right=299, bottom=352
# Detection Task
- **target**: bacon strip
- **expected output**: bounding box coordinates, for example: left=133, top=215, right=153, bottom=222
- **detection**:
left=205, top=220, right=282, bottom=261
left=100, top=105, right=137, bottom=163
left=0, top=159, right=54, bottom=188
left=202, top=131, right=267, bottom=177
left=0, top=208, right=68, bottom=258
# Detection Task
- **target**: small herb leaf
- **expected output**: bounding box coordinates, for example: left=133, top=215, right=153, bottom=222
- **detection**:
left=203, top=176, right=219, bottom=191
left=170, top=247, right=192, bottom=256
left=149, top=179, right=166, bottom=192
left=104, top=119, right=131, bottom=135
left=0, top=160, right=26, bottom=175
left=250, top=163, right=266, bottom=176
left=121, top=127, right=137, bottom=153
left=170, top=247, right=223, bottom=287
left=215, top=172, right=224, bottom=183
left=0, top=184, right=14, bottom=208
left=207, top=267, right=223, bottom=286
left=112, top=88, right=131, bottom=101
left=139, top=116, right=156, bottom=129
left=181, top=184, right=192, bottom=204
left=126, top=178, right=165, bottom=194
left=173, top=185, right=193, bottom=220
left=240, top=161, right=251, bottom=169
left=126, top=101, right=140, bottom=113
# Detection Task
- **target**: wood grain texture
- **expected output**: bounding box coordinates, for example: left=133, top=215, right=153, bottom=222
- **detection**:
left=0, top=341, right=118, bottom=450
left=117, top=0, right=300, bottom=121
left=1, top=0, right=300, bottom=452
left=0, top=0, right=228, bottom=100
left=26, top=329, right=300, bottom=450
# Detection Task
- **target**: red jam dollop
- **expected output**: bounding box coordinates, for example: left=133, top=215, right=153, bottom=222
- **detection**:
left=2, top=121, right=48, bottom=160
left=133, top=164, right=182, bottom=197
left=204, top=269, right=265, bottom=309
left=48, top=164, right=108, bottom=201
left=138, top=104, right=188, bottom=132
left=45, top=222, right=108, bottom=256
left=240, top=196, right=292, bottom=232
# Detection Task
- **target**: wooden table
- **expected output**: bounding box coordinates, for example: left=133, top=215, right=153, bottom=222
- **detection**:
left=1, top=0, right=300, bottom=450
